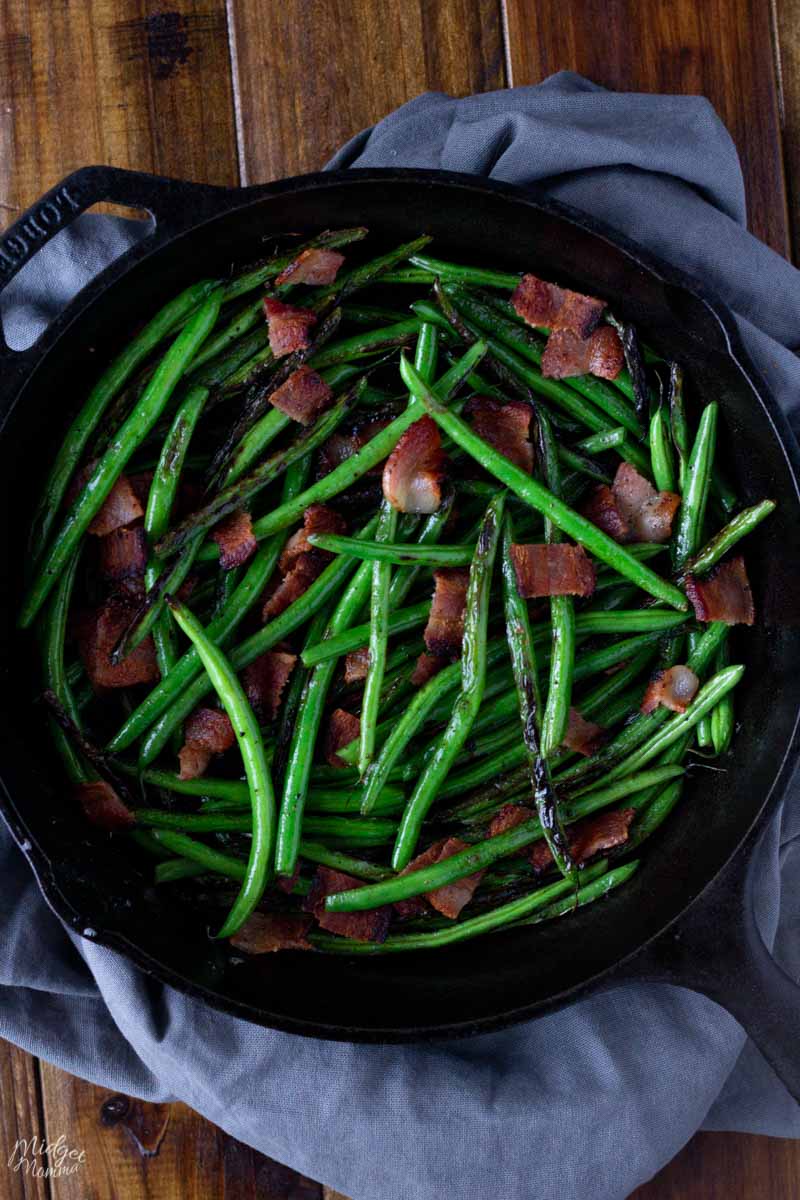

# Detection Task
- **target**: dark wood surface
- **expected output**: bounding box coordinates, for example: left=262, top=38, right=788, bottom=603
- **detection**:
left=0, top=1, right=798, bottom=1195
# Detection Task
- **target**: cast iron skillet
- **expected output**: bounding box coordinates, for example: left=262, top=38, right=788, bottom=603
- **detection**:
left=1, top=166, right=800, bottom=1094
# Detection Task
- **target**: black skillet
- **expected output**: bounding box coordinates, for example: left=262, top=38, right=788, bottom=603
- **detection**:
left=1, top=166, right=800, bottom=1097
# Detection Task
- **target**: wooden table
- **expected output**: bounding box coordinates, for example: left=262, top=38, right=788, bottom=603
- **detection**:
left=1, top=1, right=798, bottom=1196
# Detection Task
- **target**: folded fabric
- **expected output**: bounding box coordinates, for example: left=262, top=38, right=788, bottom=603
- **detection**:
left=1, top=71, right=799, bottom=1200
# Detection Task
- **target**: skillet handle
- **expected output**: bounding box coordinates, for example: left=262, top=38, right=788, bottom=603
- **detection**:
left=613, top=829, right=800, bottom=1103
left=0, top=165, right=232, bottom=357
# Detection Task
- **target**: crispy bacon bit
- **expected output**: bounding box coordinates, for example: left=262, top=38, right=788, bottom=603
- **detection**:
left=466, top=397, right=534, bottom=473
left=411, top=652, right=447, bottom=687
left=211, top=510, right=257, bottom=570
left=324, top=708, right=360, bottom=767
left=685, top=555, right=755, bottom=626
left=344, top=647, right=371, bottom=684
left=279, top=504, right=345, bottom=572
left=263, top=297, right=317, bottom=358
left=74, top=780, right=134, bottom=831
left=641, top=665, right=699, bottom=714
left=262, top=553, right=324, bottom=621
left=424, top=567, right=469, bottom=658
left=269, top=366, right=333, bottom=426
left=561, top=707, right=605, bottom=756
left=229, top=912, right=313, bottom=954
left=87, top=474, right=144, bottom=536
left=304, top=867, right=391, bottom=943
left=178, top=707, right=235, bottom=780
left=241, top=650, right=296, bottom=721
left=97, top=526, right=147, bottom=582
left=401, top=837, right=485, bottom=920
left=488, top=804, right=531, bottom=838
left=581, top=485, right=630, bottom=542
left=613, top=463, right=681, bottom=543
left=275, top=247, right=345, bottom=288
left=510, top=543, right=596, bottom=598
left=541, top=326, right=625, bottom=381
left=77, top=595, right=159, bottom=690
left=318, top=418, right=391, bottom=477
left=530, top=808, right=635, bottom=873
left=511, top=273, right=606, bottom=338
left=382, top=415, right=445, bottom=513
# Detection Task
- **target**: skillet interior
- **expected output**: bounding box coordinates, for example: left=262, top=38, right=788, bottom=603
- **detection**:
left=1, top=171, right=799, bottom=1041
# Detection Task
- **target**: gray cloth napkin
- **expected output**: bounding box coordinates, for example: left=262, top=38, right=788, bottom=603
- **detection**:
left=2, top=71, right=800, bottom=1199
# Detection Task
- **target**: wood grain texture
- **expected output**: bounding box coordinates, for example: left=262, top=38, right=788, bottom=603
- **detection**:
left=35, top=1059, right=323, bottom=1200
left=0, top=1042, right=48, bottom=1200
left=502, top=0, right=790, bottom=256
left=0, top=0, right=238, bottom=231
left=632, top=1131, right=800, bottom=1198
left=774, top=0, right=800, bottom=257
left=227, top=0, right=505, bottom=183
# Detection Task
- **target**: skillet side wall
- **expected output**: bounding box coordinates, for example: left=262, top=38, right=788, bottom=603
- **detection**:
left=1, top=173, right=799, bottom=1039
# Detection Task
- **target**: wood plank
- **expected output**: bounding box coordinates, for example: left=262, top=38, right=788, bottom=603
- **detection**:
left=0, top=1040, right=49, bottom=1200
left=502, top=0, right=790, bottom=256
left=774, top=0, right=800, bottom=258
left=0, top=0, right=238, bottom=231
left=632, top=1131, right=800, bottom=1198
left=227, top=0, right=506, bottom=184
left=37, top=1059, right=323, bottom=1199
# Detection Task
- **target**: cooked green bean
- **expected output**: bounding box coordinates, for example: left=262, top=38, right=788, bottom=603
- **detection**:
left=408, top=253, right=520, bottom=291
left=538, top=410, right=576, bottom=755
left=165, top=596, right=275, bottom=938
left=308, top=319, right=421, bottom=370
left=40, top=552, right=89, bottom=783
left=576, top=428, right=627, bottom=453
left=301, top=601, right=429, bottom=668
left=392, top=492, right=505, bottom=870
left=137, top=806, right=396, bottom=844
left=388, top=493, right=453, bottom=608
left=649, top=401, right=677, bottom=493
left=307, top=533, right=474, bottom=567
left=152, top=830, right=246, bottom=882
left=221, top=227, right=368, bottom=303
left=683, top=500, right=775, bottom=577
left=21, top=290, right=223, bottom=628
left=359, top=501, right=398, bottom=776
left=709, top=641, right=735, bottom=755
left=672, top=402, right=718, bottom=572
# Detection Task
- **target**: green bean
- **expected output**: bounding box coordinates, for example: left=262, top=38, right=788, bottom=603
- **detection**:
left=308, top=533, right=473, bottom=567
left=577, top=665, right=744, bottom=787
left=378, top=268, right=442, bottom=285
left=144, top=384, right=209, bottom=675
left=297, top=843, right=393, bottom=881
left=316, top=861, right=641, bottom=953
left=625, top=779, right=685, bottom=853
left=359, top=501, right=399, bottom=775
left=537, top=410, right=575, bottom=754
left=189, top=298, right=264, bottom=373
left=313, top=234, right=432, bottom=306
left=151, top=829, right=246, bottom=882
left=557, top=444, right=611, bottom=484
left=308, top=318, right=421, bottom=370
left=221, top=227, right=368, bottom=303
left=154, top=858, right=207, bottom=884
left=28, top=279, right=219, bottom=560
left=40, top=552, right=89, bottom=783
left=683, top=500, right=775, bottom=577
left=649, top=401, right=677, bottom=493
left=137, top=806, right=396, bottom=843
left=408, top=253, right=520, bottom=290
left=301, top=601, right=429, bottom=668
left=275, top=559, right=374, bottom=875
left=672, top=402, right=718, bottom=572
left=604, top=316, right=649, bottom=413
left=138, top=518, right=378, bottom=766
left=502, top=513, right=574, bottom=878
left=342, top=304, right=409, bottom=326
left=400, top=356, right=687, bottom=610
left=576, top=427, right=627, bottom=453
left=710, top=641, right=735, bottom=755
left=392, top=493, right=505, bottom=870
left=165, top=597, right=275, bottom=938
left=21, top=290, right=224, bottom=628
left=192, top=326, right=271, bottom=390
left=444, top=287, right=644, bottom=440
left=665, top=364, right=689, bottom=491
left=155, top=387, right=355, bottom=560
left=388, top=493, right=454, bottom=608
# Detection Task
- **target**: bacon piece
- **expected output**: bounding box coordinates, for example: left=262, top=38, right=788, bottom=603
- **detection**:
left=401, top=836, right=485, bottom=920
left=541, top=326, right=624, bottom=381
left=581, top=485, right=630, bottom=543
left=411, top=652, right=447, bottom=687
left=612, top=463, right=681, bottom=543
left=304, top=867, right=391, bottom=943
left=262, top=552, right=325, bottom=621
left=466, top=397, right=534, bottom=473
left=424, top=567, right=469, bottom=658
left=529, top=808, right=635, bottom=873
left=684, top=555, right=755, bottom=626
left=275, top=246, right=345, bottom=288
left=641, top=665, right=699, bottom=714
left=74, top=780, right=134, bottom=831
left=510, top=543, right=596, bottom=598
left=344, top=647, right=371, bottom=684
left=178, top=707, right=235, bottom=780
left=561, top=707, right=605, bottom=756
left=511, top=273, right=606, bottom=337
left=97, top=525, right=147, bottom=582
left=318, top=418, right=391, bottom=477
left=489, top=804, right=531, bottom=838
left=278, top=504, right=345, bottom=572
left=229, top=912, right=313, bottom=954
left=263, top=297, right=317, bottom=358
left=211, top=509, right=257, bottom=570
left=269, top=366, right=333, bottom=426
left=324, top=708, right=360, bottom=767
left=382, top=415, right=445, bottom=513
left=87, top=474, right=144, bottom=536
left=77, top=595, right=159, bottom=690
left=241, top=650, right=296, bottom=721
